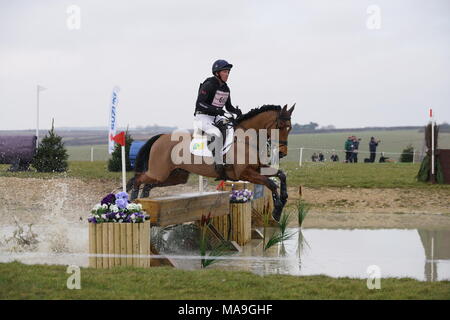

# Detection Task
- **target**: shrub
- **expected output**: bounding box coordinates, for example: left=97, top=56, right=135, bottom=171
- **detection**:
left=31, top=120, right=68, bottom=172
left=400, top=144, right=414, bottom=163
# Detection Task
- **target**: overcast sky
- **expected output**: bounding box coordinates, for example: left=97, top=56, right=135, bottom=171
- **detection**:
left=1, top=0, right=449, bottom=131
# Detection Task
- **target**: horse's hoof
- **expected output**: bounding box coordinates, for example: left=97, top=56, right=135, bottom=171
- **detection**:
left=130, top=190, right=139, bottom=201
left=271, top=209, right=281, bottom=223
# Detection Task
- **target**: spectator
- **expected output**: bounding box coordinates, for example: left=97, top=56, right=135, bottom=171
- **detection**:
left=330, top=153, right=339, bottom=162
left=311, top=152, right=318, bottom=162
left=344, top=137, right=353, bottom=162
left=369, top=137, right=380, bottom=163
left=318, top=152, right=324, bottom=162
left=349, top=136, right=361, bottom=163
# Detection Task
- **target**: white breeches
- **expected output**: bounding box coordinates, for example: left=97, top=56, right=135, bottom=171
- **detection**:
left=193, top=114, right=226, bottom=138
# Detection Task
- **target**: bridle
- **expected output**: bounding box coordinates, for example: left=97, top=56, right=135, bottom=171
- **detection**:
left=265, top=110, right=290, bottom=149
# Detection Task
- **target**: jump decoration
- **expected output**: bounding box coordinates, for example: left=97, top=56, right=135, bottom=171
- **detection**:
left=88, top=192, right=148, bottom=224
left=88, top=191, right=151, bottom=269
left=229, top=189, right=253, bottom=203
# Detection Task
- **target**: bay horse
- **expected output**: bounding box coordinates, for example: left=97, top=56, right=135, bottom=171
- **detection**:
left=127, top=104, right=295, bottom=222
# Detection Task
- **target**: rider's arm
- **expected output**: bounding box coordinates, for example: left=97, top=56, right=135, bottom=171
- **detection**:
left=196, top=81, right=224, bottom=116
left=225, top=95, right=242, bottom=117
left=224, top=94, right=237, bottom=113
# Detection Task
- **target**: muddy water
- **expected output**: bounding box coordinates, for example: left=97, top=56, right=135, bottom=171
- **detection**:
left=0, top=223, right=449, bottom=281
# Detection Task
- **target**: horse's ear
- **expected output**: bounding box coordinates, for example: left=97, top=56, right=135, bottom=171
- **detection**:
left=288, top=103, right=296, bottom=115
left=282, top=104, right=287, bottom=112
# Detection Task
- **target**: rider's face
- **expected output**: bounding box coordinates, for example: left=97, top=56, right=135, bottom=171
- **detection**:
left=218, top=70, right=230, bottom=82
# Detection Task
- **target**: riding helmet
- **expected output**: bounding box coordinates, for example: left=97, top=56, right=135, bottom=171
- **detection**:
left=212, top=59, right=233, bottom=74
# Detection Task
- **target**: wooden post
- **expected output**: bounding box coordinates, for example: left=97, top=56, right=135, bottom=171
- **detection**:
left=96, top=223, right=103, bottom=268
left=88, top=223, right=97, bottom=268
left=229, top=202, right=252, bottom=246
left=102, top=223, right=109, bottom=268
left=126, top=223, right=133, bottom=266
left=114, top=224, right=120, bottom=266
left=120, top=223, right=127, bottom=266
left=141, top=220, right=151, bottom=267
left=108, top=223, right=115, bottom=267
left=132, top=223, right=139, bottom=267
left=299, top=147, right=303, bottom=166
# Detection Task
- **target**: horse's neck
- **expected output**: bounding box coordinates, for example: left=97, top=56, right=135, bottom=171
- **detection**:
left=236, top=111, right=277, bottom=132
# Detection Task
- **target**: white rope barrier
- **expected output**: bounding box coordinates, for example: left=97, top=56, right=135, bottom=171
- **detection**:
left=290, top=146, right=416, bottom=155
left=0, top=251, right=299, bottom=262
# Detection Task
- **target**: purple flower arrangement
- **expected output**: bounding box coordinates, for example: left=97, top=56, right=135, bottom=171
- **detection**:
left=88, top=192, right=149, bottom=224
left=229, top=189, right=253, bottom=203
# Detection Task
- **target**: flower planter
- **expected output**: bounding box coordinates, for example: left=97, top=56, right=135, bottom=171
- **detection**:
left=212, top=201, right=252, bottom=246
left=89, top=221, right=151, bottom=268
left=219, top=180, right=273, bottom=227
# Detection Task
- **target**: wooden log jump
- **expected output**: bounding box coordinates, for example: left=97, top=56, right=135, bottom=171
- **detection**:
left=135, top=191, right=230, bottom=227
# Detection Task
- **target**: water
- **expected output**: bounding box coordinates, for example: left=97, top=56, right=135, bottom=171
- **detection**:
left=209, top=228, right=450, bottom=281
left=1, top=225, right=449, bottom=281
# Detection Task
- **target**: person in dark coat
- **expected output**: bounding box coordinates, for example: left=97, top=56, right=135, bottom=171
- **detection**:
left=349, top=136, right=360, bottom=163
left=318, top=152, right=324, bottom=162
left=344, top=137, right=353, bottom=163
left=369, top=137, right=380, bottom=163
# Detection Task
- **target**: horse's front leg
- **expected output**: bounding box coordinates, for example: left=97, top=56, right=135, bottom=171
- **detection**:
left=239, top=167, right=285, bottom=223
left=277, top=169, right=288, bottom=206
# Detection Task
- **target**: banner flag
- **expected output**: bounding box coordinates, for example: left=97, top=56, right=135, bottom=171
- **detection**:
left=108, top=86, right=120, bottom=154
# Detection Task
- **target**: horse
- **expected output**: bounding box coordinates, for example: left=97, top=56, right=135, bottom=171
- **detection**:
left=127, top=104, right=295, bottom=222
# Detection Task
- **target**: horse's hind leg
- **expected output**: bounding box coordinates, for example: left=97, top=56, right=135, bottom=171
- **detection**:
left=141, top=169, right=190, bottom=198
left=126, top=177, right=135, bottom=192
left=130, top=173, right=160, bottom=200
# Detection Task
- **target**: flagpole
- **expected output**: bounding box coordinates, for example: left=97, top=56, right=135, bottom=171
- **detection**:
left=121, top=145, right=126, bottom=192
left=36, top=85, right=39, bottom=148
left=430, top=108, right=435, bottom=183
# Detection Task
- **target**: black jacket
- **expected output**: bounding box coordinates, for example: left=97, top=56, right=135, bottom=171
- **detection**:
left=369, top=140, right=378, bottom=152
left=194, top=76, right=239, bottom=116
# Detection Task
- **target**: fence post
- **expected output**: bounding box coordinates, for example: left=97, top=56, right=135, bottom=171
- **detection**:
left=199, top=175, right=204, bottom=193
left=412, top=149, right=415, bottom=164
left=91, top=147, right=94, bottom=162
left=299, top=147, right=303, bottom=167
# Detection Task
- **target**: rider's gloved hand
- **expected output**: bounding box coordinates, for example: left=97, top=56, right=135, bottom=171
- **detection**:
left=216, top=108, right=226, bottom=116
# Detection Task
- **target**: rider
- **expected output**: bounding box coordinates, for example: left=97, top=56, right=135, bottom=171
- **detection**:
left=194, top=59, right=243, bottom=179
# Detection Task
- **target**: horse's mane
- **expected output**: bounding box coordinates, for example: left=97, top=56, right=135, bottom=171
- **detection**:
left=235, top=105, right=281, bottom=124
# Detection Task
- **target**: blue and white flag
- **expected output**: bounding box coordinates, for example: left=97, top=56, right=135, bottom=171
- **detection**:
left=108, top=86, right=120, bottom=154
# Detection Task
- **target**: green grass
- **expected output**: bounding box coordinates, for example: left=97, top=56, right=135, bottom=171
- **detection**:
left=0, top=262, right=449, bottom=300
left=57, top=130, right=450, bottom=163
left=284, top=130, right=450, bottom=163
left=1, top=161, right=449, bottom=190
left=280, top=162, right=450, bottom=189
left=66, top=145, right=110, bottom=162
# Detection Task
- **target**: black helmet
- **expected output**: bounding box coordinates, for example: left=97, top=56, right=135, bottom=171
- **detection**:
left=212, top=59, right=233, bottom=74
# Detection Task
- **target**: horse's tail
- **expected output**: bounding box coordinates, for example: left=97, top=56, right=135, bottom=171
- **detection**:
left=134, top=134, right=164, bottom=173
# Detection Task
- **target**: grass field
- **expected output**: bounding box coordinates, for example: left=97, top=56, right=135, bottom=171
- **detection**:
left=65, top=129, right=450, bottom=162
left=1, top=161, right=449, bottom=190
left=1, top=262, right=449, bottom=300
